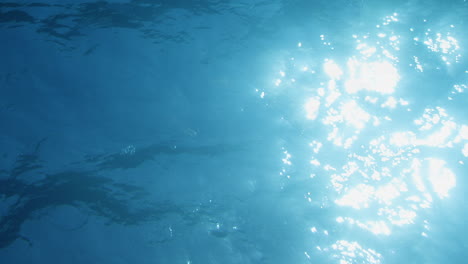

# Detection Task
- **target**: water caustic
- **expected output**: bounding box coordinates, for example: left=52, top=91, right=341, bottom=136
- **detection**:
left=258, top=10, right=467, bottom=264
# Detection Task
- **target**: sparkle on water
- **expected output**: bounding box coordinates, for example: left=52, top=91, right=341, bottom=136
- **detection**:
left=259, top=11, right=465, bottom=264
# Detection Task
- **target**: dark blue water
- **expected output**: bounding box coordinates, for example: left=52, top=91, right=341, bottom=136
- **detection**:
left=1, top=0, right=467, bottom=263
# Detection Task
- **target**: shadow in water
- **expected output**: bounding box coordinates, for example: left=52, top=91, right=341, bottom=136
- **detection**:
left=84, top=143, right=238, bottom=170
left=0, top=139, right=234, bottom=249
left=0, top=1, right=231, bottom=45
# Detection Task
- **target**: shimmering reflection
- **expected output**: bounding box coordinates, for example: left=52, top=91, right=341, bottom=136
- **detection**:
left=423, top=32, right=461, bottom=65
left=331, top=240, right=382, bottom=264
left=345, top=59, right=399, bottom=94
left=262, top=9, right=466, bottom=264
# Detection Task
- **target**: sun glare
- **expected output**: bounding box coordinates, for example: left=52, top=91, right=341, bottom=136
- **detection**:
left=345, top=59, right=400, bottom=94
left=264, top=10, right=466, bottom=263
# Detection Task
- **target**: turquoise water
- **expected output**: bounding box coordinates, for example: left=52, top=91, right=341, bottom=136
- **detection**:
left=0, top=0, right=467, bottom=263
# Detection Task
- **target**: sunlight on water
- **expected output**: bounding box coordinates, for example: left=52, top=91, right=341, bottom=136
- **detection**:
left=304, top=97, right=321, bottom=120
left=424, top=32, right=461, bottom=65
left=345, top=59, right=399, bottom=94
left=262, top=8, right=466, bottom=263
left=324, top=60, right=343, bottom=80
left=331, top=240, right=382, bottom=264
left=427, top=158, right=456, bottom=198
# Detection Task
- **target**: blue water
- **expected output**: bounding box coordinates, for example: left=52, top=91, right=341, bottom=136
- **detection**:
left=1, top=0, right=467, bottom=263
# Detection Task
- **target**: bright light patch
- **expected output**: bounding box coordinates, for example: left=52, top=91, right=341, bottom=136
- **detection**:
left=458, top=125, right=468, bottom=140
left=335, top=184, right=374, bottom=209
left=411, top=158, right=426, bottom=192
left=328, top=130, right=343, bottom=147
left=382, top=49, right=398, bottom=61
left=423, top=34, right=461, bottom=64
left=331, top=240, right=382, bottom=264
left=425, top=34, right=459, bottom=54
left=305, top=97, right=321, bottom=120
left=282, top=150, right=292, bottom=165
left=413, top=56, right=423, bottom=72
left=310, top=159, right=321, bottom=166
left=309, top=140, right=323, bottom=153
left=343, top=137, right=356, bottom=149
left=345, top=59, right=400, bottom=94
left=428, top=158, right=456, bottom=198
left=415, top=107, right=447, bottom=131
left=356, top=43, right=377, bottom=57
left=357, top=221, right=391, bottom=235
left=417, top=120, right=456, bottom=147
left=375, top=181, right=403, bottom=205
left=378, top=207, right=417, bottom=226
left=365, top=96, right=378, bottom=104
left=393, top=209, right=417, bottom=225
left=317, top=87, right=325, bottom=97
left=390, top=131, right=416, bottom=147
left=326, top=81, right=341, bottom=106
left=453, top=84, right=467, bottom=93
left=267, top=13, right=464, bottom=251
left=462, top=143, right=468, bottom=157
left=324, top=60, right=343, bottom=80
left=381, top=97, right=398, bottom=108
left=341, top=101, right=370, bottom=129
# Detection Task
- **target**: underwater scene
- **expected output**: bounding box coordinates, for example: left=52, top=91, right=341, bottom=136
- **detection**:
left=0, top=0, right=467, bottom=263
